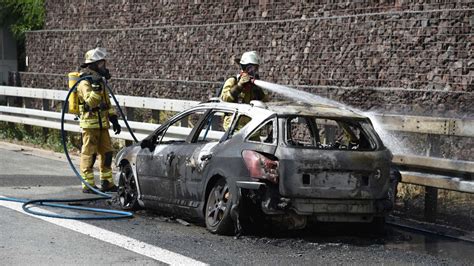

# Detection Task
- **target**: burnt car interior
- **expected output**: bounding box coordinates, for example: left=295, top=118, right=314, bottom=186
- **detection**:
left=247, top=118, right=277, bottom=144
left=286, top=116, right=376, bottom=150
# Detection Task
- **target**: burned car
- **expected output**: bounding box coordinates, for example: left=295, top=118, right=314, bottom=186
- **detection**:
left=114, top=100, right=398, bottom=235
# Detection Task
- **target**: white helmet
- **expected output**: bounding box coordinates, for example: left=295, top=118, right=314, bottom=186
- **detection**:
left=84, top=47, right=107, bottom=64
left=239, top=51, right=260, bottom=65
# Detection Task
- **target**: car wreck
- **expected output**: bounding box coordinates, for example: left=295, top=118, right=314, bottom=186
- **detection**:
left=114, top=100, right=398, bottom=235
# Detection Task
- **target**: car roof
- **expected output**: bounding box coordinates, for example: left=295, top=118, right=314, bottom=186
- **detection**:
left=197, top=100, right=367, bottom=119
left=266, top=101, right=367, bottom=119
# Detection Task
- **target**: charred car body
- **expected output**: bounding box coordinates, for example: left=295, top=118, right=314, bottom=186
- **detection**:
left=115, top=100, right=398, bottom=235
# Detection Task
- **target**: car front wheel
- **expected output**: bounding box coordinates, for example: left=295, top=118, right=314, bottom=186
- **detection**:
left=205, top=179, right=233, bottom=235
left=118, top=163, right=140, bottom=210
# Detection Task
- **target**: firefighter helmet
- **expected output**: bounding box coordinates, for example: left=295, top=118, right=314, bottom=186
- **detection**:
left=239, top=51, right=260, bottom=65
left=84, top=47, right=107, bottom=64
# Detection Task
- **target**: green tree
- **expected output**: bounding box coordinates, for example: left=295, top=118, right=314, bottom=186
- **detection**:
left=0, top=0, right=44, bottom=40
left=0, top=0, right=44, bottom=70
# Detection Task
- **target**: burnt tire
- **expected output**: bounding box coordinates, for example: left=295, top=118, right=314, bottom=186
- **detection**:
left=205, top=179, right=234, bottom=235
left=117, top=163, right=140, bottom=211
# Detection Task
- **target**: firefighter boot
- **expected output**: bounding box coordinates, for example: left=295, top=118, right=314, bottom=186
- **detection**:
left=99, top=151, right=117, bottom=192
left=82, top=184, right=99, bottom=194
left=100, top=180, right=118, bottom=192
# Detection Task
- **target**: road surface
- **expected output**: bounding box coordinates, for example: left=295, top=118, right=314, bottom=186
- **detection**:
left=0, top=142, right=472, bottom=265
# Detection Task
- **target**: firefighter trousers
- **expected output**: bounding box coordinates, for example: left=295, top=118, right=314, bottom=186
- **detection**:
left=80, top=128, right=114, bottom=188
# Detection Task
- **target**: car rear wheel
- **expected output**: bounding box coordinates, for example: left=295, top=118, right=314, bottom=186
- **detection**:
left=118, top=163, right=139, bottom=210
left=205, top=179, right=233, bottom=235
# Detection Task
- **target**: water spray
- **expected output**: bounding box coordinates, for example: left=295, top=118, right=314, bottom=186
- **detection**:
left=253, top=80, right=354, bottom=111
left=253, top=79, right=412, bottom=155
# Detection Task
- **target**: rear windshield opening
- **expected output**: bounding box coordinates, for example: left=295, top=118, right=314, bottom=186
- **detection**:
left=286, top=116, right=376, bottom=151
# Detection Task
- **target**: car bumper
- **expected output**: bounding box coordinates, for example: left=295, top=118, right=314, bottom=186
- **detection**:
left=236, top=181, right=393, bottom=223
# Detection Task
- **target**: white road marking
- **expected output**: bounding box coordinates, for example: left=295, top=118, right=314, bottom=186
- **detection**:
left=0, top=197, right=208, bottom=266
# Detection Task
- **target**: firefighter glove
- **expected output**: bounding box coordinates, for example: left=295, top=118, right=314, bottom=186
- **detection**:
left=109, top=115, right=121, bottom=135
left=91, top=83, right=102, bottom=92
left=230, top=84, right=243, bottom=99
left=91, top=76, right=103, bottom=91
left=237, top=73, right=251, bottom=88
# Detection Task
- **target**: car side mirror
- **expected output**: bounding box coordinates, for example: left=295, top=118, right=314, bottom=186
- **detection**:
left=140, top=136, right=157, bottom=151
left=140, top=139, right=149, bottom=149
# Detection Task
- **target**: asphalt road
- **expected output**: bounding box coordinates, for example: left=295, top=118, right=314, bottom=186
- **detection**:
left=1, top=142, right=473, bottom=265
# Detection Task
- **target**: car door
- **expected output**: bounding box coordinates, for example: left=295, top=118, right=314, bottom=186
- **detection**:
left=136, top=108, right=209, bottom=205
left=173, top=109, right=236, bottom=207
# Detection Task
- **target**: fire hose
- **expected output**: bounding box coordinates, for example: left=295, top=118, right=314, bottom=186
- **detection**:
left=0, top=77, right=137, bottom=219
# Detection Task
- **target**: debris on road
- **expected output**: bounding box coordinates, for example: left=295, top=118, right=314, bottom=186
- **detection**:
left=176, top=218, right=191, bottom=226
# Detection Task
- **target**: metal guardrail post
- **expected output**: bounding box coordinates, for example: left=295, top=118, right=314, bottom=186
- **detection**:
left=125, top=107, right=135, bottom=146
left=152, top=110, right=160, bottom=124
left=424, top=186, right=438, bottom=222
left=424, top=134, right=440, bottom=222
left=22, top=96, right=33, bottom=135
left=5, top=90, right=20, bottom=132
left=42, top=98, right=50, bottom=142
left=180, top=115, right=189, bottom=127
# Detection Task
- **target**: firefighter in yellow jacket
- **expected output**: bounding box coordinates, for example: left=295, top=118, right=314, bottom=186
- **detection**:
left=220, top=51, right=269, bottom=130
left=78, top=47, right=121, bottom=193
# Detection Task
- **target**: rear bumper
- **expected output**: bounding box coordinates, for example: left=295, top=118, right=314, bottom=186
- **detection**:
left=292, top=198, right=391, bottom=215
left=237, top=181, right=393, bottom=222
left=291, top=198, right=392, bottom=222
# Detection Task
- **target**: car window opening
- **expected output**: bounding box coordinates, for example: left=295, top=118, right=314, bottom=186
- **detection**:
left=159, top=110, right=207, bottom=143
left=287, top=116, right=375, bottom=151
left=196, top=111, right=233, bottom=143
left=228, top=115, right=252, bottom=138
left=247, top=119, right=276, bottom=145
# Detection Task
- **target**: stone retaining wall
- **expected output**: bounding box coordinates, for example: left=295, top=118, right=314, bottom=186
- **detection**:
left=24, top=0, right=473, bottom=116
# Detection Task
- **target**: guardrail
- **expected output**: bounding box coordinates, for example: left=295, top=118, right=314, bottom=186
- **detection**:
left=1, top=86, right=473, bottom=197
left=374, top=113, right=474, bottom=137
left=0, top=85, right=200, bottom=141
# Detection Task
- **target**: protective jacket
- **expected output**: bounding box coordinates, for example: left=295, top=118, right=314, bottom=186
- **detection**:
left=220, top=75, right=269, bottom=104
left=77, top=70, right=116, bottom=129
left=220, top=75, right=268, bottom=130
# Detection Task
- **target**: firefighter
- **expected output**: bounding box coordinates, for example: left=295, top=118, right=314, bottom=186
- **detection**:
left=78, top=47, right=121, bottom=193
left=220, top=51, right=269, bottom=129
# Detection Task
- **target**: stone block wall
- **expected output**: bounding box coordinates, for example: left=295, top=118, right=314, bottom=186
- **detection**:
left=17, top=0, right=473, bottom=159
left=23, top=0, right=473, bottom=117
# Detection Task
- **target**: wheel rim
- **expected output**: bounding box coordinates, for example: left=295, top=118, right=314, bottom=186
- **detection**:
left=206, top=182, right=230, bottom=227
left=118, top=165, right=137, bottom=208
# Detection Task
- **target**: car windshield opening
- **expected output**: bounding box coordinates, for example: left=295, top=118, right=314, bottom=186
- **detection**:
left=286, top=116, right=376, bottom=150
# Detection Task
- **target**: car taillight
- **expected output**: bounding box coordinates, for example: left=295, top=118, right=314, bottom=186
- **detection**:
left=242, top=150, right=279, bottom=184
